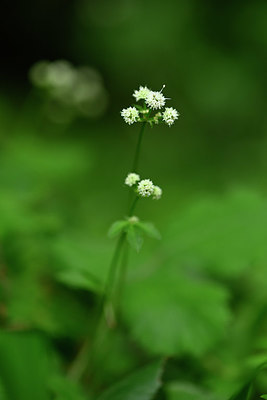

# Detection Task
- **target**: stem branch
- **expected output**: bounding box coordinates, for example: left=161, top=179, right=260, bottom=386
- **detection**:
left=132, top=122, right=146, bottom=173
left=128, top=196, right=139, bottom=217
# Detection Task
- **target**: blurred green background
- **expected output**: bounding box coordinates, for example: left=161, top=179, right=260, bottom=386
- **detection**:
left=0, top=0, right=267, bottom=399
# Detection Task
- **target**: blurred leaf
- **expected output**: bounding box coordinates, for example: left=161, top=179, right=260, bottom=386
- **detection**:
left=108, top=220, right=128, bottom=238
left=1, top=136, right=91, bottom=185
left=228, top=381, right=252, bottom=400
left=53, top=235, right=111, bottom=293
left=56, top=268, right=101, bottom=292
left=45, top=289, right=91, bottom=338
left=91, top=329, right=137, bottom=388
left=0, top=378, right=7, bottom=400
left=166, top=190, right=267, bottom=277
left=0, top=191, right=59, bottom=236
left=126, top=225, right=143, bottom=252
left=261, top=396, right=267, bottom=399
left=137, top=222, right=161, bottom=240
left=228, top=363, right=267, bottom=400
left=49, top=376, right=87, bottom=400
left=96, top=359, right=164, bottom=400
left=165, top=381, right=219, bottom=400
left=122, top=265, right=230, bottom=356
left=0, top=332, right=50, bottom=400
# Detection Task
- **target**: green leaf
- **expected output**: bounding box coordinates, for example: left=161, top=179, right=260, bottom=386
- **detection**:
left=96, top=359, right=164, bottom=400
left=126, top=225, right=144, bottom=252
left=228, top=381, right=253, bottom=400
left=166, top=190, right=267, bottom=277
left=108, top=220, right=129, bottom=238
left=137, top=222, right=161, bottom=240
left=229, top=363, right=267, bottom=400
left=53, top=235, right=111, bottom=293
left=261, top=396, right=267, bottom=400
left=165, top=381, right=219, bottom=400
left=0, top=332, right=50, bottom=400
left=122, top=265, right=230, bottom=356
left=49, top=376, right=87, bottom=400
left=0, top=379, right=7, bottom=400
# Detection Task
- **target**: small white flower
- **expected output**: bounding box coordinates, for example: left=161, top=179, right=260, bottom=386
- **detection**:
left=121, top=107, right=139, bottom=125
left=137, top=179, right=154, bottom=198
left=125, top=172, right=140, bottom=187
left=153, top=185, right=162, bottom=200
left=128, top=216, right=139, bottom=223
left=146, top=91, right=166, bottom=110
left=162, top=107, right=179, bottom=126
left=133, top=86, right=151, bottom=101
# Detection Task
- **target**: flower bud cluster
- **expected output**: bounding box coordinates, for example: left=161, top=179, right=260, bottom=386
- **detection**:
left=121, top=85, right=179, bottom=127
left=125, top=173, right=162, bottom=200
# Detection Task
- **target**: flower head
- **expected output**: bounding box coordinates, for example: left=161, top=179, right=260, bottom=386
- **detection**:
left=146, top=90, right=166, bottom=110
left=133, top=86, right=151, bottom=101
left=125, top=172, right=140, bottom=187
left=137, top=179, right=154, bottom=198
left=162, top=107, right=179, bottom=126
left=153, top=185, right=162, bottom=200
left=128, top=216, right=139, bottom=224
left=121, top=107, right=139, bottom=125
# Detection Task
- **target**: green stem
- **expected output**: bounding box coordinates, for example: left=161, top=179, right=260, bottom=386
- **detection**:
left=132, top=122, right=146, bottom=173
left=111, top=196, right=138, bottom=316
left=104, top=232, right=126, bottom=302
left=114, top=242, right=129, bottom=313
left=128, top=196, right=139, bottom=216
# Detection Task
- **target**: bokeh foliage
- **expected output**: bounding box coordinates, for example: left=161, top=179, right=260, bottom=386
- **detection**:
left=0, top=0, right=267, bottom=398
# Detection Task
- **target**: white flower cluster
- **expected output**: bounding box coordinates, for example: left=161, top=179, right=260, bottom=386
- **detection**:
left=152, top=185, right=162, bottom=200
left=145, top=90, right=166, bottom=110
left=121, top=107, right=139, bottom=125
left=133, top=86, right=150, bottom=101
left=125, top=172, right=140, bottom=187
left=29, top=60, right=108, bottom=122
left=121, top=85, right=179, bottom=127
left=162, top=107, right=180, bottom=126
left=133, top=85, right=166, bottom=110
left=125, top=173, right=162, bottom=200
left=137, top=179, right=154, bottom=197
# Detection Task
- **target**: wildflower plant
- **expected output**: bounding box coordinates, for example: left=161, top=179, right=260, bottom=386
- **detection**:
left=69, top=84, right=179, bottom=381
left=104, top=85, right=179, bottom=321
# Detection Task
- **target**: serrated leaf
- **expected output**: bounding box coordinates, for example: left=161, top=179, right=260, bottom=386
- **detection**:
left=96, top=359, right=164, bottom=400
left=166, top=190, right=267, bottom=277
left=108, top=220, right=129, bottom=238
left=137, top=222, right=161, bottom=240
left=122, top=265, right=230, bottom=356
left=126, top=225, right=144, bottom=252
